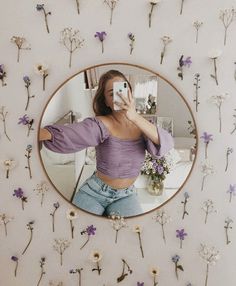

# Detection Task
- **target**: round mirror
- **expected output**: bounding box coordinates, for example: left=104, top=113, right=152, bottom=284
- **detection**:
left=38, top=63, right=197, bottom=217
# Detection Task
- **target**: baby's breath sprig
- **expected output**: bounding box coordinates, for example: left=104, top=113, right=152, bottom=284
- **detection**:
left=200, top=160, right=214, bottom=191
left=0, top=106, right=11, bottom=141
left=193, top=20, right=203, bottom=43
left=201, top=200, right=217, bottom=224
left=104, top=0, right=119, bottom=25
left=219, top=8, right=236, bottom=46
left=0, top=213, right=14, bottom=236
left=109, top=213, right=127, bottom=243
left=34, top=182, right=49, bottom=206
left=152, top=209, right=171, bottom=243
left=22, top=221, right=34, bottom=255
left=60, top=28, right=84, bottom=68
left=10, top=36, right=31, bottom=63
left=117, top=259, right=133, bottom=282
left=1, top=159, right=16, bottom=179
left=53, top=239, right=70, bottom=266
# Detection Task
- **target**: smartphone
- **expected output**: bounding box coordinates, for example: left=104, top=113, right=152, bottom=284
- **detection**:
left=113, top=81, right=128, bottom=111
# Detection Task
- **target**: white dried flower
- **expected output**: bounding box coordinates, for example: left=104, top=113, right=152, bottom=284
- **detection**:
left=34, top=63, right=49, bottom=76
left=199, top=244, right=220, bottom=265
left=208, top=93, right=229, bottom=107
left=66, top=209, right=78, bottom=220
left=200, top=160, right=214, bottom=176
left=89, top=250, right=102, bottom=263
left=208, top=49, right=222, bottom=59
left=133, top=225, right=142, bottom=233
left=150, top=267, right=159, bottom=277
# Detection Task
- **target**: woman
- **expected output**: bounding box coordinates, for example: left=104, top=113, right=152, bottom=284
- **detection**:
left=39, top=70, right=174, bottom=217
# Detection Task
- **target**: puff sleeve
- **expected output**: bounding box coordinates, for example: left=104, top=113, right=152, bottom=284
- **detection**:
left=43, top=117, right=109, bottom=153
left=145, top=126, right=174, bottom=158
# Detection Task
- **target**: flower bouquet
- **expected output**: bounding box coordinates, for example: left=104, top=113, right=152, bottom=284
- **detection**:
left=141, top=152, right=170, bottom=196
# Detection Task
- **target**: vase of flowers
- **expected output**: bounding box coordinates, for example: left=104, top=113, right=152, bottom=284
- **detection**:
left=141, top=152, right=170, bottom=196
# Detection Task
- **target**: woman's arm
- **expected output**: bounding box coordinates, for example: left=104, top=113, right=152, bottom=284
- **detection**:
left=39, top=128, right=52, bottom=141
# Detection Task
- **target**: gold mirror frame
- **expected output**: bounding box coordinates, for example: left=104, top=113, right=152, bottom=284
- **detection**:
left=37, top=62, right=198, bottom=218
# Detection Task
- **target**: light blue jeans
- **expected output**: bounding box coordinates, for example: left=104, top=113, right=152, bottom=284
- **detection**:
left=72, top=172, right=143, bottom=217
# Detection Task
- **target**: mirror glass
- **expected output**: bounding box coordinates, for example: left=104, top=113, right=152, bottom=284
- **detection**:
left=39, top=63, right=197, bottom=217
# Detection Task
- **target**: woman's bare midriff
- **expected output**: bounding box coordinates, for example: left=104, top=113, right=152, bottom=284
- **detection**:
left=96, top=170, right=137, bottom=189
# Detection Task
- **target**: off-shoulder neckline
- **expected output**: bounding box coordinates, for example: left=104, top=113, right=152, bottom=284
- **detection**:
left=95, top=116, right=143, bottom=142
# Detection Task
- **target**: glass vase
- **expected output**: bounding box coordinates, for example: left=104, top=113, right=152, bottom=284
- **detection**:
left=147, top=178, right=164, bottom=196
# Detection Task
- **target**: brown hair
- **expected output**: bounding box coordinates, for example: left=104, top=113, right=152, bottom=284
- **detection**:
left=93, top=69, right=132, bottom=116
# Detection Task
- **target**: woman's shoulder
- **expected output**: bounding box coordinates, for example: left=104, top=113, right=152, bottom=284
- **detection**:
left=95, top=115, right=113, bottom=131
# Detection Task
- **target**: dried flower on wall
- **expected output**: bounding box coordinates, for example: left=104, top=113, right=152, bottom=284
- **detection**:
left=193, top=20, right=203, bottom=43
left=133, top=225, right=144, bottom=258
left=0, top=159, right=16, bottom=178
left=128, top=33, right=135, bottom=55
left=109, top=213, right=127, bottom=243
left=117, top=258, right=132, bottom=282
left=60, top=28, right=84, bottom=68
left=225, top=147, right=233, bottom=172
left=160, top=36, right=172, bottom=64
left=0, top=64, right=7, bottom=86
left=22, top=221, right=34, bottom=255
left=53, top=239, right=70, bottom=266
left=180, top=0, right=186, bottom=15
left=94, top=31, right=107, bottom=54
left=13, top=187, right=28, bottom=210
left=150, top=267, right=159, bottom=286
left=25, top=144, right=33, bottom=179
left=69, top=267, right=83, bottom=286
left=73, top=0, right=80, bottom=14
left=10, top=36, right=31, bottom=63
left=0, top=106, right=11, bottom=141
left=208, top=49, right=222, bottom=86
left=224, top=217, right=233, bottom=245
left=193, top=73, right=200, bottom=112
left=0, top=213, right=13, bottom=236
left=34, top=63, right=49, bottom=91
left=148, top=1, right=161, bottom=28
left=171, top=254, right=184, bottom=279
left=37, top=257, right=46, bottom=286
left=36, top=4, right=51, bottom=33
left=104, top=0, right=119, bottom=25
left=201, top=199, right=217, bottom=224
left=231, top=108, right=236, bottom=134
left=11, top=256, right=19, bottom=277
left=199, top=244, right=220, bottom=286
left=181, top=192, right=190, bottom=219
left=90, top=250, right=102, bottom=275
left=219, top=8, right=236, bottom=46
left=23, top=76, right=35, bottom=111
left=49, top=281, right=64, bottom=286
left=80, top=224, right=96, bottom=249
left=177, top=55, right=192, bottom=80
left=34, top=182, right=49, bottom=206
left=18, top=114, right=34, bottom=137
left=66, top=209, right=78, bottom=239
left=176, top=228, right=187, bottom=249
left=50, top=202, right=60, bottom=232
left=208, top=93, right=229, bottom=133
left=200, top=132, right=213, bottom=159
left=152, top=209, right=171, bottom=243
left=200, top=160, right=214, bottom=191
left=227, top=184, right=236, bottom=203
left=137, top=282, right=144, bottom=286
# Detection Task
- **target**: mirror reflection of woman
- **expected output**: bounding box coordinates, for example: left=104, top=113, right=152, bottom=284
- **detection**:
left=39, top=70, right=174, bottom=217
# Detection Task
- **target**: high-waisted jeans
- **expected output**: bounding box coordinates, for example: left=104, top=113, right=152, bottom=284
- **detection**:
left=72, top=172, right=143, bottom=217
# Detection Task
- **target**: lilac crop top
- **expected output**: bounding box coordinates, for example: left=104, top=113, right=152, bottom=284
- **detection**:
left=43, top=117, right=174, bottom=178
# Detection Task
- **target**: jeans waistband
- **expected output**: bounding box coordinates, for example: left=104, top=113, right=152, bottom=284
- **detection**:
left=91, top=172, right=134, bottom=192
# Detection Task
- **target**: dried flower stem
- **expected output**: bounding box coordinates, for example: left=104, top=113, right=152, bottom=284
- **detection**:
left=37, top=258, right=46, bottom=286
left=25, top=86, right=34, bottom=111
left=22, top=222, right=34, bottom=255
left=3, top=220, right=8, bottom=236
left=180, top=0, right=184, bottom=15
left=149, top=4, right=155, bottom=28
left=193, top=73, right=200, bottom=112
left=0, top=108, right=11, bottom=141
left=153, top=276, right=158, bottom=286
left=225, top=224, right=231, bottom=245
left=182, top=198, right=189, bottom=219
left=42, top=8, right=50, bottom=33
left=210, top=58, right=219, bottom=85
left=80, top=235, right=89, bottom=250
left=75, top=0, right=80, bottom=14
left=117, top=259, right=132, bottom=282
left=205, top=143, right=208, bottom=159
left=70, top=220, right=74, bottom=239
left=92, top=261, right=101, bottom=275
left=43, top=73, right=48, bottom=91
left=14, top=260, right=18, bottom=277
left=205, top=263, right=209, bottom=286
left=201, top=175, right=207, bottom=191
left=25, top=150, right=32, bottom=179
left=137, top=232, right=144, bottom=258
left=50, top=205, right=59, bottom=232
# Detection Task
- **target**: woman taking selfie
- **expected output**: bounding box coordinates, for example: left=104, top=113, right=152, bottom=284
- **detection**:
left=39, top=70, right=174, bottom=217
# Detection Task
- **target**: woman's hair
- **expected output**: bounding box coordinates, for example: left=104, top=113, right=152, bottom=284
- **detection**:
left=93, top=69, right=132, bottom=116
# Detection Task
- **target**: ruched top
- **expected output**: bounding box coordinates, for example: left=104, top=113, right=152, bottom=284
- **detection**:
left=43, top=117, right=174, bottom=178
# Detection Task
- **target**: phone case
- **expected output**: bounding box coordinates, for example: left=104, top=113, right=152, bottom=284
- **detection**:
left=113, top=81, right=128, bottom=110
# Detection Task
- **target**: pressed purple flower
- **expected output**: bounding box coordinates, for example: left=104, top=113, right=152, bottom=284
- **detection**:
left=18, top=114, right=30, bottom=125
left=94, top=31, right=107, bottom=42
left=0, top=64, right=4, bottom=73
left=13, top=188, right=24, bottom=198
left=172, top=254, right=180, bottom=263
left=137, top=282, right=144, bottom=286
left=11, top=256, right=18, bottom=262
left=157, top=165, right=164, bottom=174
left=182, top=56, right=192, bottom=67
left=184, top=192, right=190, bottom=199
left=86, top=225, right=96, bottom=236
left=228, top=184, right=236, bottom=195
left=176, top=229, right=187, bottom=240
left=128, top=32, right=135, bottom=41
left=200, top=132, right=213, bottom=144
left=23, top=75, right=30, bottom=85
left=36, top=4, right=44, bottom=11
left=53, top=202, right=60, bottom=209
